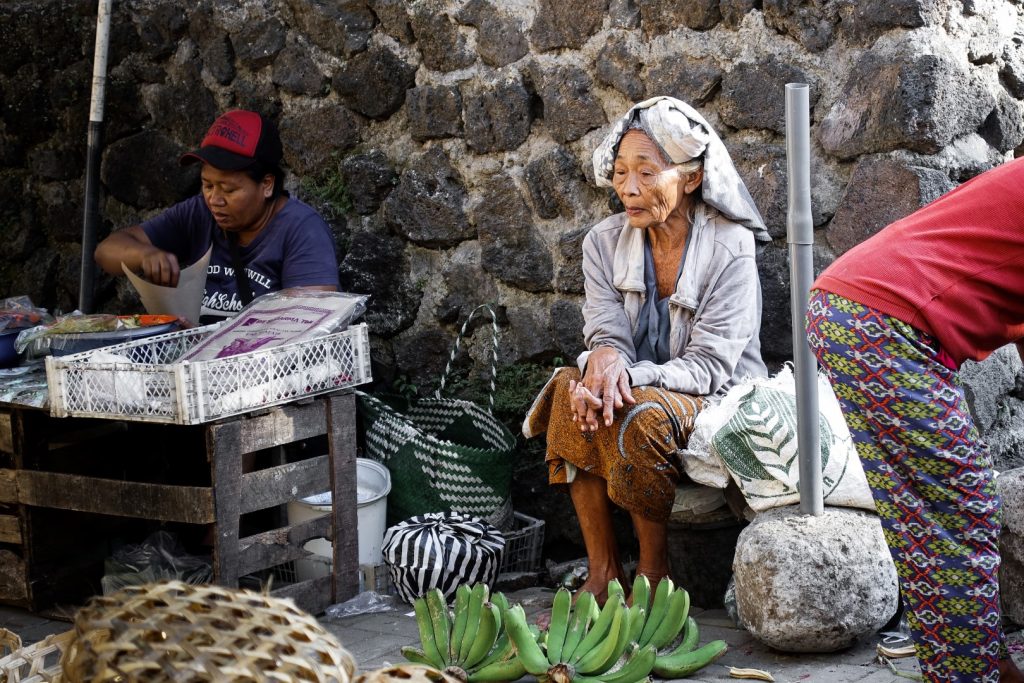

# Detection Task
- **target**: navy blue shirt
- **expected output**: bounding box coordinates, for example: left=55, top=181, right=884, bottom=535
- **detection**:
left=142, top=195, right=339, bottom=322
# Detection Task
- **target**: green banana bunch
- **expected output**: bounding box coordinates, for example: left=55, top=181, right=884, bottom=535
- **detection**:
left=402, top=585, right=526, bottom=683
left=504, top=579, right=656, bottom=683
left=628, top=575, right=728, bottom=678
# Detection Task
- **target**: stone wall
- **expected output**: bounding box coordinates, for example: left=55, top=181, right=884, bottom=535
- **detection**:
left=2, top=0, right=1024, bottom=547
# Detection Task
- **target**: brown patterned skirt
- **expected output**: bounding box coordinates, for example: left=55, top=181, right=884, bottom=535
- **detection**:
left=523, top=367, right=704, bottom=523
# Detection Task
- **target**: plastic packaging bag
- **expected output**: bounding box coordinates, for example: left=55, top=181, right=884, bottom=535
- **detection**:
left=0, top=296, right=51, bottom=333
left=323, top=591, right=400, bottom=619
left=180, top=290, right=368, bottom=362
left=101, top=531, right=212, bottom=595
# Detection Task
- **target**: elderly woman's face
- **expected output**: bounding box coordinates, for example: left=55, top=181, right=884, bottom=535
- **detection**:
left=612, top=130, right=699, bottom=229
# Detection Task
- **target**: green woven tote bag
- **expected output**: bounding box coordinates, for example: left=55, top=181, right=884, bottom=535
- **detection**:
left=357, top=305, right=517, bottom=530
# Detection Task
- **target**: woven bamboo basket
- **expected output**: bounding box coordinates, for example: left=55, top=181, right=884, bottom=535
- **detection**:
left=0, top=629, right=74, bottom=683
left=61, top=580, right=356, bottom=682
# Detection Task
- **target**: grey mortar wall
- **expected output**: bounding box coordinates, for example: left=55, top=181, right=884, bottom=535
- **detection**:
left=2, top=1, right=1024, bottom=538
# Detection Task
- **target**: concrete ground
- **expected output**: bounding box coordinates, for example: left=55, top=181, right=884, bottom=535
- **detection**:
left=0, top=586, right=943, bottom=682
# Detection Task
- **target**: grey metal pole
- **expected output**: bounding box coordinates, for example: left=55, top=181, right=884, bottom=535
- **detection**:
left=785, top=83, right=823, bottom=516
left=79, top=0, right=113, bottom=313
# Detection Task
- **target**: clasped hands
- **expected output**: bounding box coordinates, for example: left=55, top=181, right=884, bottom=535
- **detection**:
left=570, top=346, right=636, bottom=432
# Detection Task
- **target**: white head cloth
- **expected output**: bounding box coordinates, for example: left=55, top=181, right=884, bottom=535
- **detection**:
left=592, top=96, right=770, bottom=241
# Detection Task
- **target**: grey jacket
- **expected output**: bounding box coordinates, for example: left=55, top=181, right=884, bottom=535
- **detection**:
left=577, top=206, right=767, bottom=397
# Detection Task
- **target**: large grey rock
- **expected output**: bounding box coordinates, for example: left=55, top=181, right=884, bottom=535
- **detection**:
left=733, top=506, right=899, bottom=652
left=826, top=156, right=954, bottom=255
left=100, top=130, right=196, bottom=210
left=27, top=144, right=80, bottom=182
left=461, top=74, right=533, bottom=154
left=644, top=55, right=721, bottom=105
left=638, top=0, right=721, bottom=34
left=474, top=175, right=554, bottom=292
left=383, top=147, right=473, bottom=248
left=530, top=0, right=607, bottom=51
left=285, top=0, right=374, bottom=58
left=187, top=2, right=234, bottom=85
left=596, top=34, right=645, bottom=101
left=757, top=244, right=833, bottom=362
left=0, top=0, right=89, bottom=76
left=271, top=38, right=328, bottom=97
left=279, top=104, right=360, bottom=177
left=437, top=242, right=499, bottom=325
left=530, top=63, right=606, bottom=144
left=140, top=59, right=217, bottom=146
left=506, top=303, right=559, bottom=361
left=410, top=4, right=475, bottom=72
left=4, top=64, right=61, bottom=147
left=338, top=218, right=422, bottom=337
left=720, top=58, right=815, bottom=134
left=731, top=142, right=789, bottom=240
left=35, top=180, right=83, bottom=243
left=524, top=145, right=594, bottom=221
left=338, top=151, right=398, bottom=216
left=762, top=0, right=838, bottom=53
left=407, top=85, right=463, bottom=141
left=997, top=469, right=1024, bottom=624
left=979, top=90, right=1024, bottom=153
left=231, top=77, right=284, bottom=121
left=332, top=43, right=417, bottom=120
left=456, top=0, right=528, bottom=68
left=819, top=43, right=995, bottom=159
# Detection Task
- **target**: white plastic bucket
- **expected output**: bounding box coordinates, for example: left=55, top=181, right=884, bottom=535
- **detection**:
left=286, top=458, right=391, bottom=581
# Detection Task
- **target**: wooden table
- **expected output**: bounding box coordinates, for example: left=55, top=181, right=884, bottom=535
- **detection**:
left=0, top=390, right=359, bottom=616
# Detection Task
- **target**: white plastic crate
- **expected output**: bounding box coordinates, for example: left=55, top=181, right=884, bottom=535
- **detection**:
left=45, top=323, right=372, bottom=425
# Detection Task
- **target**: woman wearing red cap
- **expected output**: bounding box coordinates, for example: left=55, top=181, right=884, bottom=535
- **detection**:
left=96, top=110, right=339, bottom=324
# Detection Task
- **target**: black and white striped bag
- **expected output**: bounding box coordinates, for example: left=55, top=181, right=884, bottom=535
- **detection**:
left=382, top=512, right=505, bottom=604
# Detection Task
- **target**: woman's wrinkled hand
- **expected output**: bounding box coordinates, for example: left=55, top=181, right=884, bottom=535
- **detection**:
left=571, top=346, right=636, bottom=432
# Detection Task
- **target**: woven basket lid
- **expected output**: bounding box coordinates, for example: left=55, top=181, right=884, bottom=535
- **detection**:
left=61, top=580, right=356, bottom=682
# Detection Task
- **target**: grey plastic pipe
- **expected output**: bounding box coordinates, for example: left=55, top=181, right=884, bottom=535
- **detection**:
left=79, top=0, right=113, bottom=313
left=785, top=83, right=823, bottom=516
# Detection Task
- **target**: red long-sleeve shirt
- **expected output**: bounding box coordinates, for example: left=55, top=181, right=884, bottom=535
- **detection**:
left=814, top=156, right=1024, bottom=368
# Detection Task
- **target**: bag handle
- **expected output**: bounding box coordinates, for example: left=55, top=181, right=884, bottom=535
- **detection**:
left=436, top=304, right=499, bottom=414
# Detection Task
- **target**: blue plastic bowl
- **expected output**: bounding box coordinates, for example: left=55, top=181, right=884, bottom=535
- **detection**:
left=0, top=330, right=21, bottom=368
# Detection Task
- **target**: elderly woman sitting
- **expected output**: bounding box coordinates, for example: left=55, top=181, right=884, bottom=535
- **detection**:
left=525, top=97, right=770, bottom=603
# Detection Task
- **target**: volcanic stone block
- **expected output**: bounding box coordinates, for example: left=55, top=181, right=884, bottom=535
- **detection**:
left=339, top=151, right=398, bottom=216
left=524, top=145, right=590, bottom=221
left=437, top=242, right=499, bottom=325
left=819, top=43, right=994, bottom=158
left=596, top=35, right=645, bottom=101
left=556, top=227, right=588, bottom=295
left=383, top=147, right=474, bottom=248
left=721, top=0, right=758, bottom=28
left=1000, top=42, right=1024, bottom=100
left=369, top=0, right=414, bottom=43
left=272, top=39, right=328, bottom=96
left=457, top=0, right=528, bottom=68
left=720, top=58, right=815, bottom=134
left=530, top=63, right=606, bottom=144
left=100, top=131, right=196, bottom=210
left=730, top=142, right=788, bottom=240
left=638, top=0, right=721, bottom=35
left=279, top=105, right=360, bottom=178
left=410, top=4, right=476, bottom=72
left=460, top=75, right=533, bottom=154
left=997, top=469, right=1024, bottom=625
left=551, top=299, right=585, bottom=359
left=285, top=0, right=375, bottom=58
left=826, top=156, right=954, bottom=255
left=762, top=0, right=838, bottom=52
left=841, top=0, right=941, bottom=45
left=474, top=175, right=554, bottom=292
left=530, top=0, right=608, bottom=51
left=609, top=0, right=641, bottom=28
left=332, top=44, right=417, bottom=120
left=979, top=90, right=1024, bottom=153
left=338, top=219, right=422, bottom=337
left=130, top=2, right=187, bottom=59
left=231, top=15, right=286, bottom=70
left=644, top=55, right=721, bottom=105
left=756, top=244, right=833, bottom=362
left=407, top=85, right=463, bottom=141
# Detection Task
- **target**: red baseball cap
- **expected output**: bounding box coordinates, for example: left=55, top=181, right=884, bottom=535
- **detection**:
left=180, top=110, right=283, bottom=170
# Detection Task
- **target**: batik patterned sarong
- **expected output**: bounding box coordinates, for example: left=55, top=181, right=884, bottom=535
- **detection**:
left=806, top=289, right=1003, bottom=683
left=524, top=367, right=703, bottom=523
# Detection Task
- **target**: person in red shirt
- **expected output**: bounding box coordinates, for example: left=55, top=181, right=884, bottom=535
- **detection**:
left=806, top=157, right=1024, bottom=683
